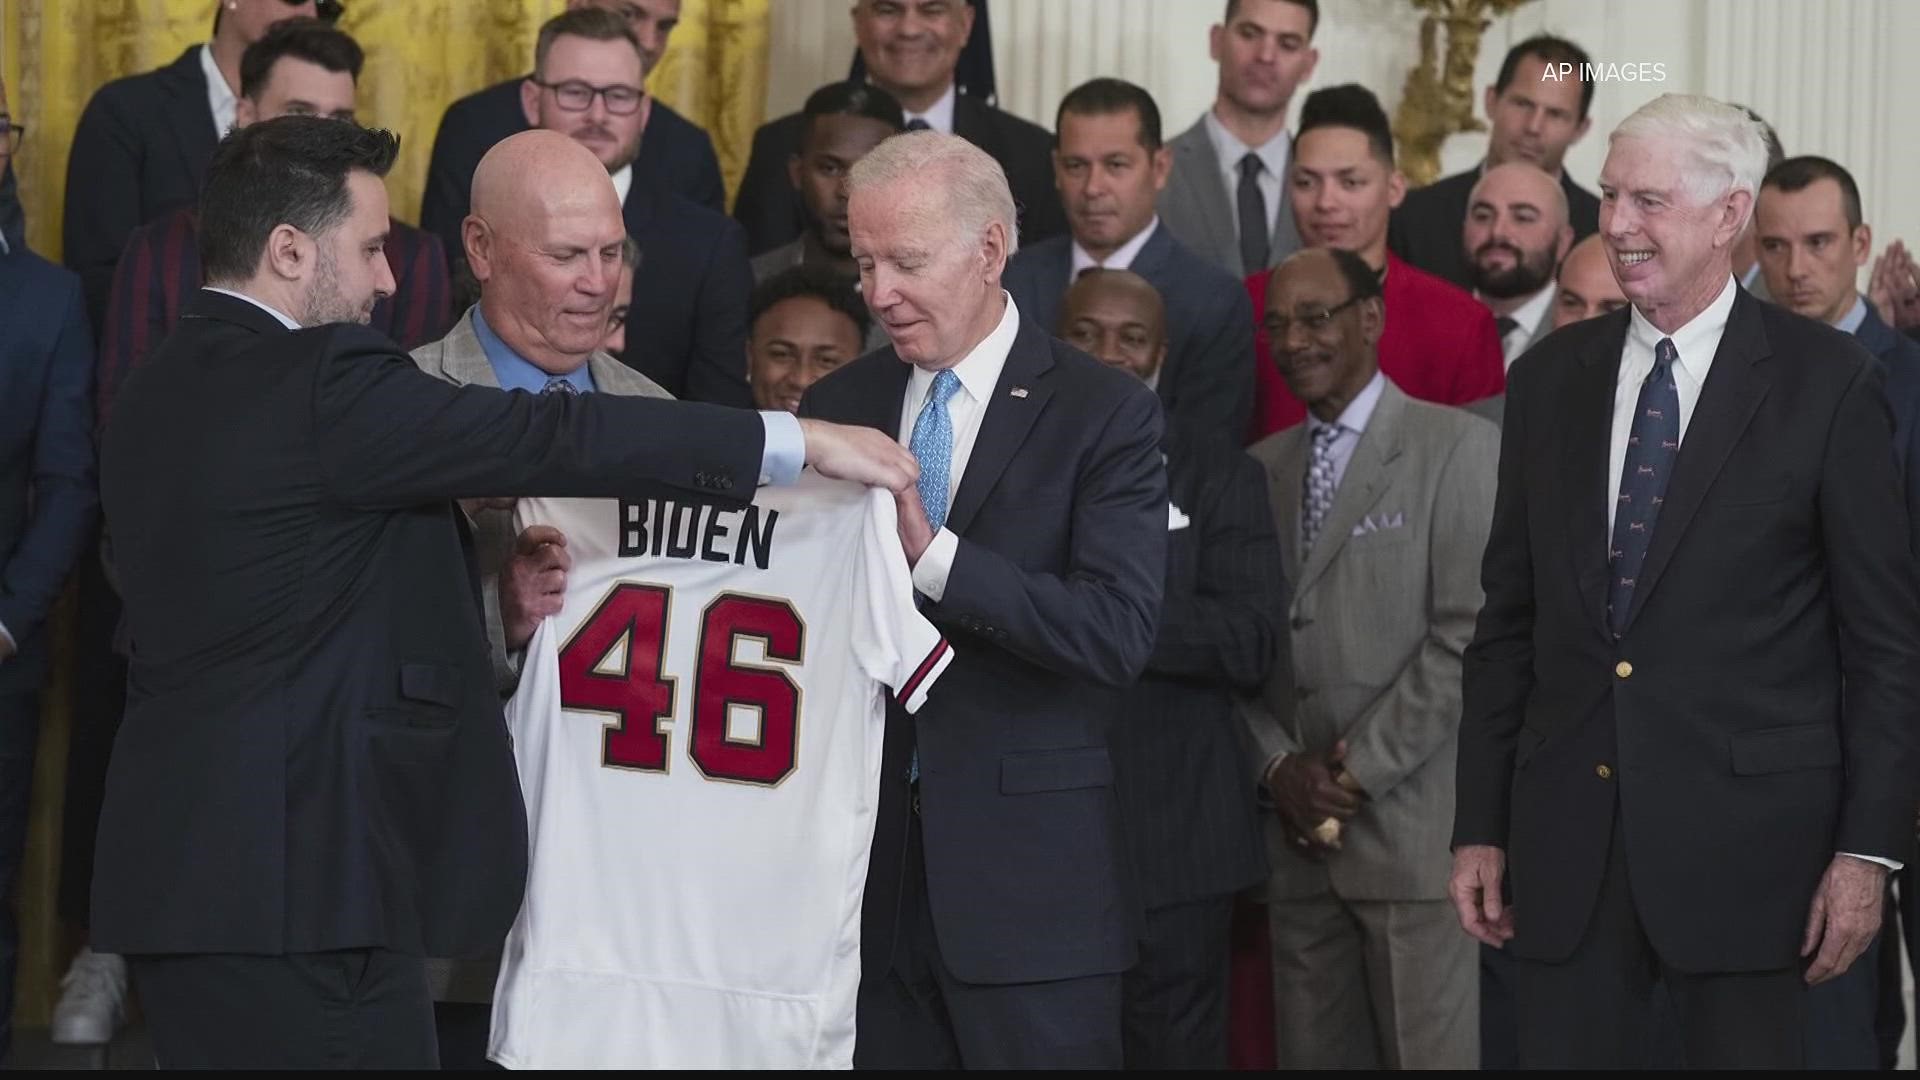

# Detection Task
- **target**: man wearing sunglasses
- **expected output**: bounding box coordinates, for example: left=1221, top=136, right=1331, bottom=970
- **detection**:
left=1244, top=246, right=1496, bottom=1068
left=63, top=0, right=322, bottom=336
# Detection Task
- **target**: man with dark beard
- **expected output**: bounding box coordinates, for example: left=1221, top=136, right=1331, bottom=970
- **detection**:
left=1463, top=162, right=1572, bottom=370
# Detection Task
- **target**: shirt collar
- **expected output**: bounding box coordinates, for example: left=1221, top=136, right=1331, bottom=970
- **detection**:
left=611, top=164, right=634, bottom=206
left=905, top=83, right=958, bottom=134
left=1070, top=217, right=1159, bottom=278
left=1498, top=280, right=1557, bottom=338
left=200, top=44, right=237, bottom=137
left=910, top=291, right=1020, bottom=405
left=1202, top=109, right=1289, bottom=181
left=1628, top=274, right=1738, bottom=378
left=203, top=286, right=300, bottom=329
left=1836, top=294, right=1870, bottom=335
left=471, top=306, right=596, bottom=394
left=1307, top=369, right=1387, bottom=436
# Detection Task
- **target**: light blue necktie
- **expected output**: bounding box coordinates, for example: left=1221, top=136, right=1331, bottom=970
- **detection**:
left=905, top=369, right=960, bottom=786
left=910, top=370, right=962, bottom=530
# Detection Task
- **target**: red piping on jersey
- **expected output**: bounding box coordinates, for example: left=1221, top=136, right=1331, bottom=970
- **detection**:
left=897, top=638, right=950, bottom=705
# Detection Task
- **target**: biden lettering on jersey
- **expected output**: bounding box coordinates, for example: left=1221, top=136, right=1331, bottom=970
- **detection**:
left=620, top=497, right=782, bottom=570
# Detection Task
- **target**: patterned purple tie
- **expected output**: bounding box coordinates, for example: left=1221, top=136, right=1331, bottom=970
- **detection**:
left=1607, top=337, right=1681, bottom=636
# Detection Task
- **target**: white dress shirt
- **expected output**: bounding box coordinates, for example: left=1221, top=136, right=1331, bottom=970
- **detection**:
left=1069, top=217, right=1159, bottom=280
left=1490, top=282, right=1556, bottom=370
left=905, top=83, right=958, bottom=134
left=895, top=292, right=1022, bottom=601
left=204, top=286, right=301, bottom=329
left=1303, top=370, right=1387, bottom=496
left=199, top=44, right=238, bottom=137
left=1202, top=110, right=1288, bottom=239
left=611, top=164, right=633, bottom=206
left=1607, top=277, right=1897, bottom=871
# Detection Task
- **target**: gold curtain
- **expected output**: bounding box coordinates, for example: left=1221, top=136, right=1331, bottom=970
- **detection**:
left=1, top=0, right=767, bottom=1030
left=1, top=0, right=770, bottom=261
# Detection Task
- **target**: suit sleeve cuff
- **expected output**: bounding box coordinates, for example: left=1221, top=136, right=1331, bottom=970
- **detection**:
left=1840, top=851, right=1904, bottom=872
left=911, top=528, right=959, bottom=603
left=758, top=411, right=805, bottom=486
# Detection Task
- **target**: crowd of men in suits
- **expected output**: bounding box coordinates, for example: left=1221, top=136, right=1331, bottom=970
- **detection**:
left=7, top=0, right=1920, bottom=1069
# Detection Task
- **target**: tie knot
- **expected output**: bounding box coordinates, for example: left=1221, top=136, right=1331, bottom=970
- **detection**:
left=1311, top=422, right=1342, bottom=450
left=1654, top=337, right=1678, bottom=368
left=904, top=117, right=932, bottom=132
left=1239, top=152, right=1263, bottom=180
left=930, top=368, right=961, bottom=405
left=1495, top=315, right=1520, bottom=338
left=542, top=376, right=580, bottom=396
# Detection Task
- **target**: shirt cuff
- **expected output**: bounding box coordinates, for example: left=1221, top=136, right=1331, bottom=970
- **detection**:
left=911, top=528, right=960, bottom=603
left=758, top=411, right=805, bottom=486
left=0, top=618, right=13, bottom=658
left=1839, top=851, right=1904, bottom=872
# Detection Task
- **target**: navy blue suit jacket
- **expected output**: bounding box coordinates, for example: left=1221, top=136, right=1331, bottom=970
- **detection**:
left=799, top=317, right=1167, bottom=986
left=0, top=247, right=98, bottom=691
left=418, top=75, right=725, bottom=262
left=619, top=175, right=753, bottom=406
left=1856, top=302, right=1920, bottom=552
left=1003, top=226, right=1256, bottom=437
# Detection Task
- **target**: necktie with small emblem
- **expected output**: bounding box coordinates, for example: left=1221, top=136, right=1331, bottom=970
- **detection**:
left=541, top=375, right=579, bottom=396
left=1606, top=337, right=1682, bottom=636
left=1301, top=422, right=1342, bottom=551
left=1237, top=152, right=1269, bottom=276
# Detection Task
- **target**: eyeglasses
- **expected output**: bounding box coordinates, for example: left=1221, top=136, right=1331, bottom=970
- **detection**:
left=1263, top=294, right=1365, bottom=339
left=532, top=78, right=645, bottom=116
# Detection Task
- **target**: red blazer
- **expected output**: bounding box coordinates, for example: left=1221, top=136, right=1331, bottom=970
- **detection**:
left=97, top=208, right=452, bottom=430
left=1244, top=251, right=1505, bottom=438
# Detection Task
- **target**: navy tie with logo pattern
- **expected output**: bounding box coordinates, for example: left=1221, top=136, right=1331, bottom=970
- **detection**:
left=1606, top=336, right=1682, bottom=636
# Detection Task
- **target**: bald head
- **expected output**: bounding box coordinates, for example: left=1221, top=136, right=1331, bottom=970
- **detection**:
left=1058, top=269, right=1167, bottom=383
left=1551, top=233, right=1628, bottom=329
left=1464, top=161, right=1573, bottom=302
left=466, top=130, right=631, bottom=374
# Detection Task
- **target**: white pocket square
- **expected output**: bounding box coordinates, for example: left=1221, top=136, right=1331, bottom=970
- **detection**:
left=1168, top=502, right=1192, bottom=531
left=1351, top=511, right=1405, bottom=537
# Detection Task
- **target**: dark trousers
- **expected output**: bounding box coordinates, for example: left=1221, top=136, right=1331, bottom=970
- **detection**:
left=1122, top=895, right=1233, bottom=1069
left=58, top=554, right=125, bottom=927
left=0, top=690, right=41, bottom=1063
left=854, top=808, right=1123, bottom=1069
left=1478, top=942, right=1520, bottom=1070
left=1804, top=928, right=1881, bottom=1069
left=1511, top=814, right=1806, bottom=1069
left=129, top=950, right=438, bottom=1068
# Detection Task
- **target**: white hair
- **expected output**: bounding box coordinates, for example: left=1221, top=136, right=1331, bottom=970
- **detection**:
left=844, top=129, right=1021, bottom=258
left=1610, top=94, right=1771, bottom=227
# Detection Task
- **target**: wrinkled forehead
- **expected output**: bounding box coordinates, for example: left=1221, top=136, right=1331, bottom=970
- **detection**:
left=849, top=178, right=953, bottom=242
left=1600, top=136, right=1696, bottom=197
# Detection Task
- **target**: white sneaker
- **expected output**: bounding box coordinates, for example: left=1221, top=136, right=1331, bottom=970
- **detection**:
left=49, top=947, right=128, bottom=1045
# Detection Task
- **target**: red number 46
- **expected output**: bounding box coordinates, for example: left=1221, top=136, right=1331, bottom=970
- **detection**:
left=556, top=584, right=804, bottom=786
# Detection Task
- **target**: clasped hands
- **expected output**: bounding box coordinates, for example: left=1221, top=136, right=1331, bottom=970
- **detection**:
left=1267, top=740, right=1365, bottom=859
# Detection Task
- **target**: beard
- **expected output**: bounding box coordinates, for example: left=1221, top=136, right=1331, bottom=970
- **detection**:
left=1469, top=240, right=1558, bottom=300
left=298, top=245, right=378, bottom=327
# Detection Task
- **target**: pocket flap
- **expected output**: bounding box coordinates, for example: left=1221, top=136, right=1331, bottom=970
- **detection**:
left=399, top=662, right=461, bottom=708
left=1000, top=748, right=1113, bottom=794
left=1730, top=724, right=1840, bottom=775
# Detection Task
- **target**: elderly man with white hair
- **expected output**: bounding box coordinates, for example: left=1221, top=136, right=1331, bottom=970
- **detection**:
left=799, top=130, right=1169, bottom=1068
left=1449, top=93, right=1920, bottom=1068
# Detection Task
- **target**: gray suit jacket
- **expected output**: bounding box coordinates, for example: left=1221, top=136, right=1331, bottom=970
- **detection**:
left=1244, top=381, right=1498, bottom=901
left=1158, top=115, right=1302, bottom=279
left=411, top=306, right=672, bottom=697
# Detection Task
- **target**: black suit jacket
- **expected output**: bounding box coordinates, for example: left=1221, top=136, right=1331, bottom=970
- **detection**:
left=733, top=94, right=1066, bottom=256
left=1855, top=304, right=1920, bottom=540
left=63, top=47, right=219, bottom=333
left=92, top=289, right=767, bottom=957
left=1112, top=424, right=1279, bottom=910
left=1, top=164, right=24, bottom=253
left=418, top=75, right=725, bottom=263
left=1453, top=288, right=1920, bottom=973
left=1003, top=226, right=1256, bottom=437
left=1388, top=165, right=1601, bottom=289
left=620, top=175, right=753, bottom=406
left=800, top=318, right=1167, bottom=985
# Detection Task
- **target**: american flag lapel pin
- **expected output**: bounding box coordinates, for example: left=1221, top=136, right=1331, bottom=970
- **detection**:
left=1010, top=386, right=1030, bottom=399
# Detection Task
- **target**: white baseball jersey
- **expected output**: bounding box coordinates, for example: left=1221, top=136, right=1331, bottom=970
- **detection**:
left=489, top=473, right=952, bottom=1069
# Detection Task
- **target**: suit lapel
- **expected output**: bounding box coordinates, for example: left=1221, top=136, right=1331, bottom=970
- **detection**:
left=1265, top=427, right=1308, bottom=585
left=945, top=321, right=1054, bottom=536
left=160, top=47, right=220, bottom=190
left=1295, top=385, right=1406, bottom=596
left=425, top=309, right=501, bottom=388
left=1173, top=123, right=1239, bottom=268
left=1564, top=312, right=1628, bottom=638
left=0, top=253, right=26, bottom=317
left=1268, top=132, right=1302, bottom=259
left=1623, top=291, right=1774, bottom=628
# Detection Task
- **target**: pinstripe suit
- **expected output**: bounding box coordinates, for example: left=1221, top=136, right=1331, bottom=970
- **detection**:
left=96, top=207, right=453, bottom=431
left=1113, top=422, right=1282, bottom=1068
left=1244, top=379, right=1497, bottom=1069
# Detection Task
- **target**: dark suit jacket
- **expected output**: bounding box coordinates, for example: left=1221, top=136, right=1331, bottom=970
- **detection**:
left=733, top=94, right=1066, bottom=256
left=1246, top=252, right=1505, bottom=436
left=1452, top=288, right=1920, bottom=973
left=620, top=175, right=753, bottom=406
left=1387, top=164, right=1601, bottom=290
left=1003, top=227, right=1257, bottom=437
left=97, top=207, right=452, bottom=431
left=0, top=247, right=98, bottom=692
left=1, top=164, right=24, bottom=253
left=418, top=74, right=725, bottom=261
left=92, top=289, right=768, bottom=957
left=799, top=318, right=1168, bottom=985
left=1113, top=423, right=1278, bottom=910
left=1856, top=303, right=1920, bottom=485
left=63, top=46, right=219, bottom=333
